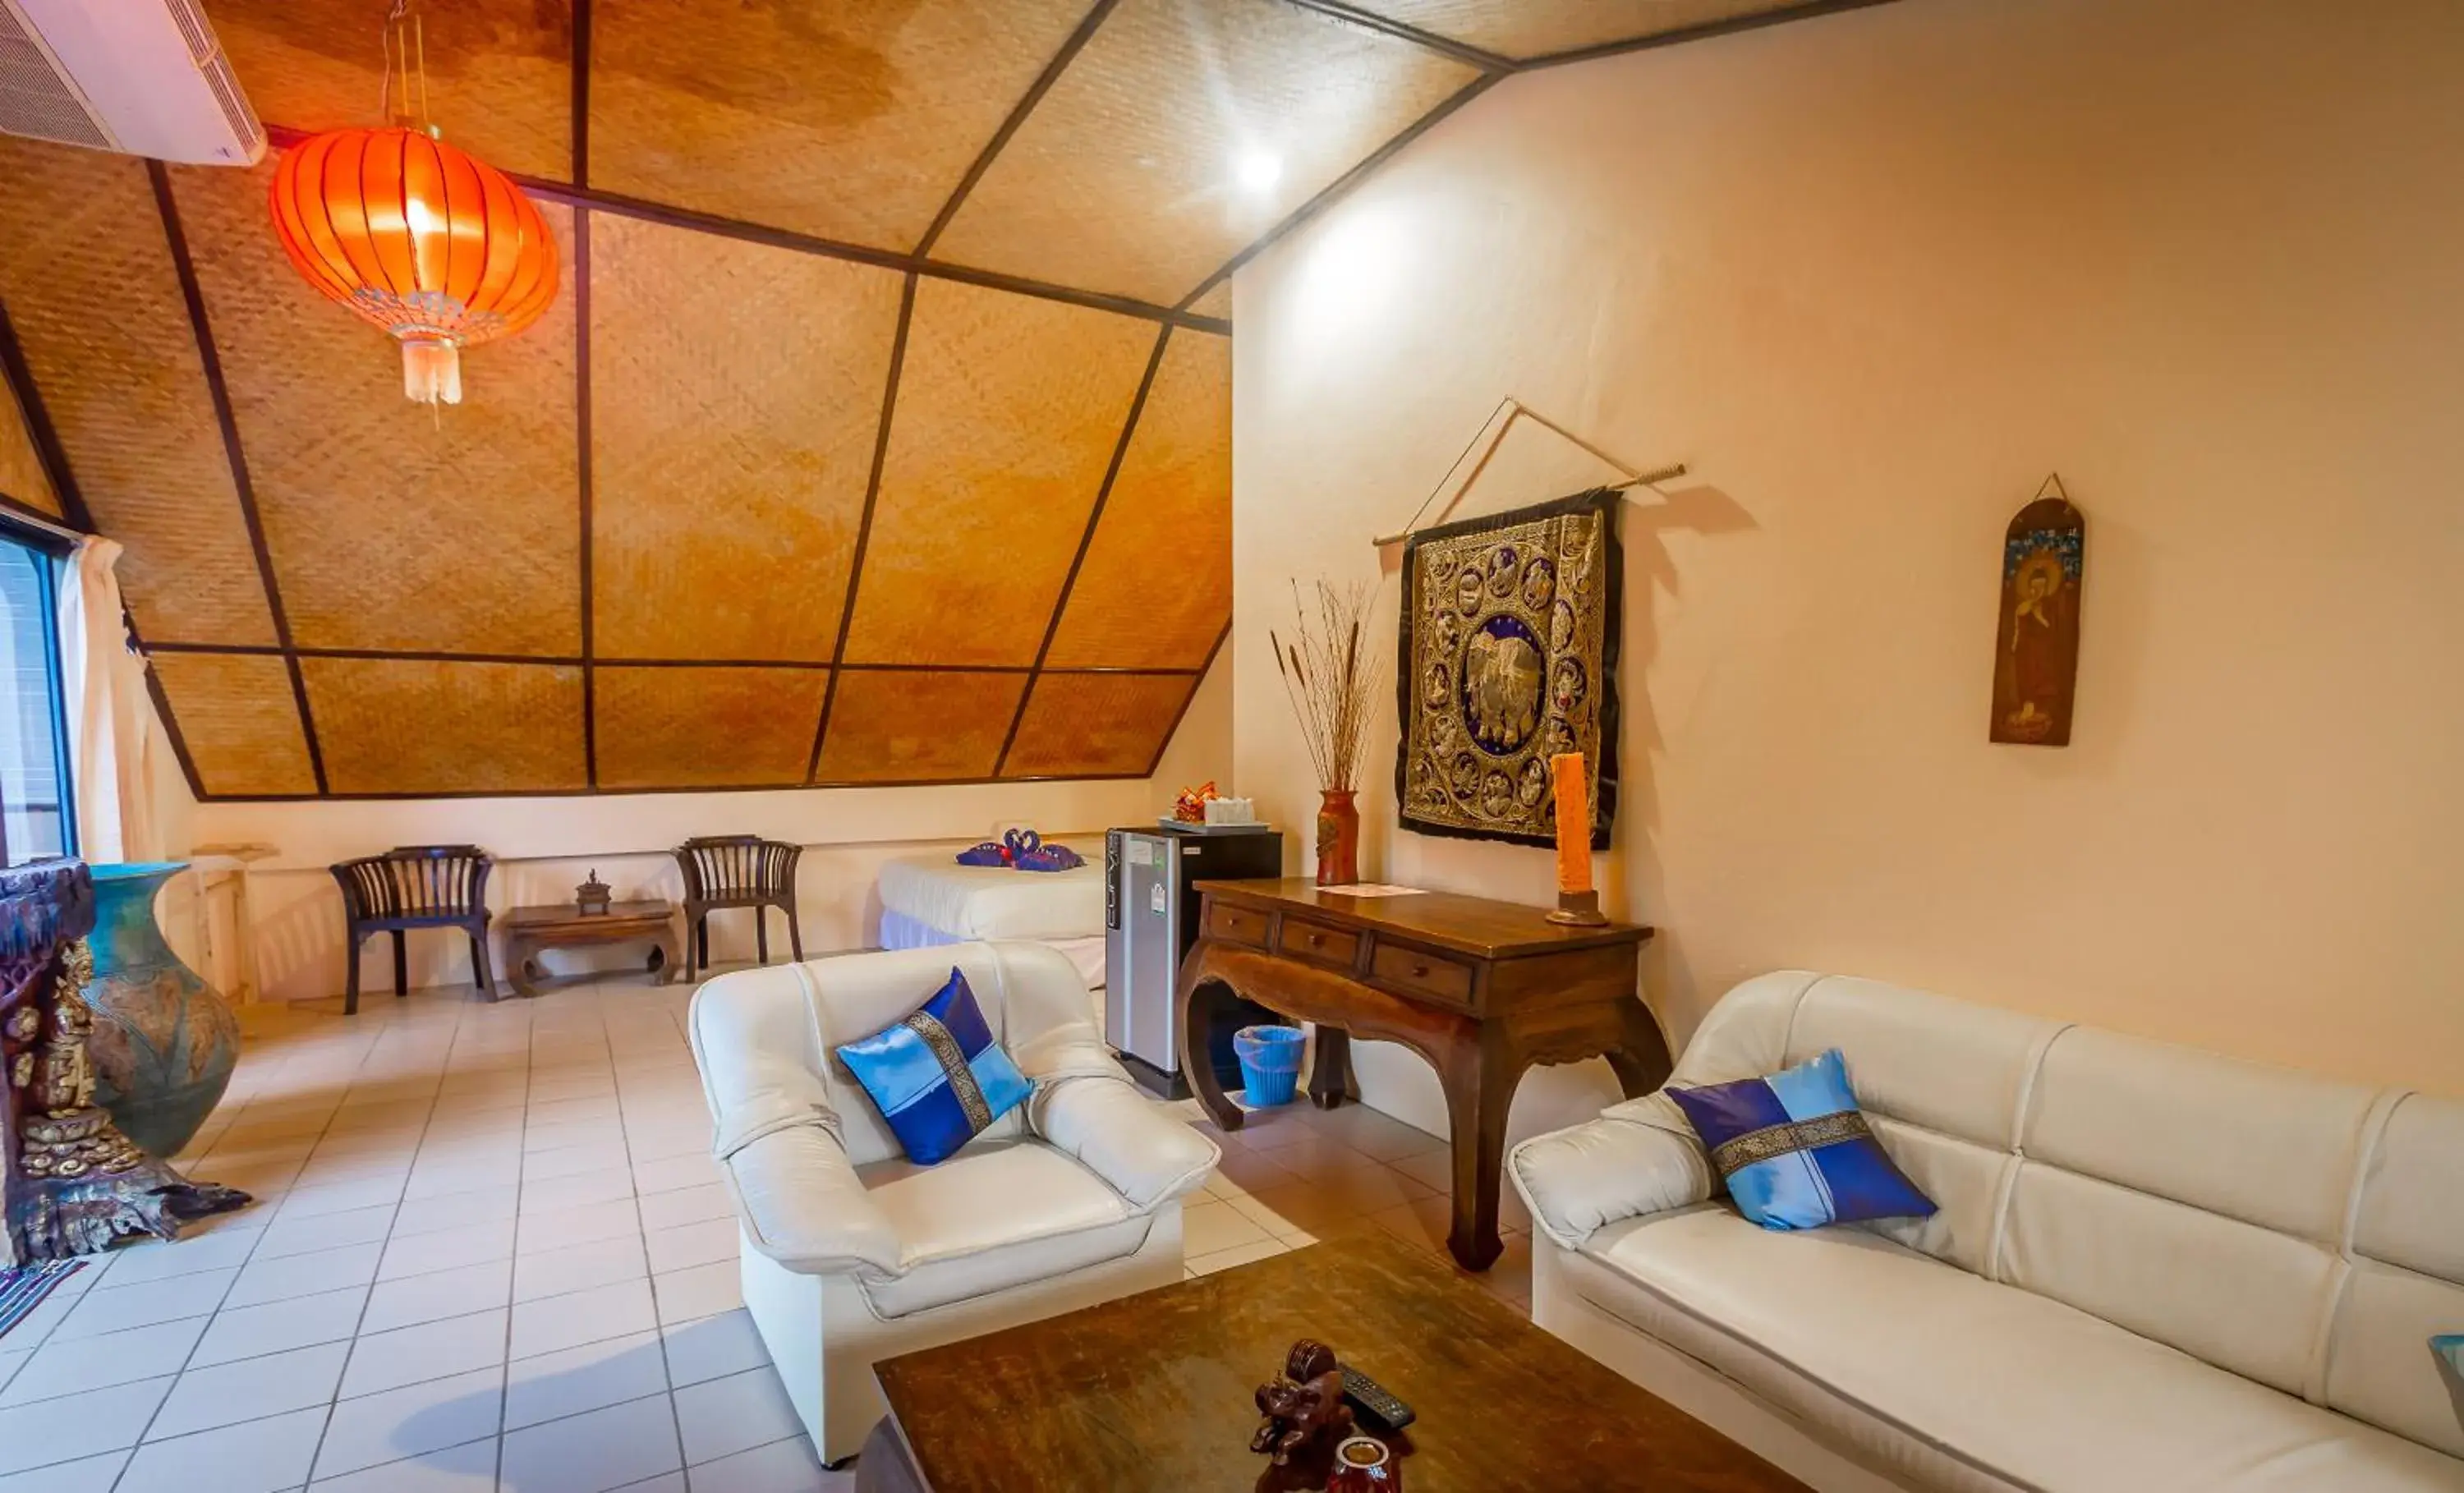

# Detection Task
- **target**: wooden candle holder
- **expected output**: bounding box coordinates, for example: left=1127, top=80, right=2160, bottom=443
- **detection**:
left=1546, top=889, right=1608, bottom=927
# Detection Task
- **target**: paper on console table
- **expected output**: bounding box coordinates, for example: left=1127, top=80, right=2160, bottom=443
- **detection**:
left=1314, top=884, right=1427, bottom=896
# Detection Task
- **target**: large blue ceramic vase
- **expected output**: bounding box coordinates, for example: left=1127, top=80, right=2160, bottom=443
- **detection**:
left=84, top=861, right=240, bottom=1157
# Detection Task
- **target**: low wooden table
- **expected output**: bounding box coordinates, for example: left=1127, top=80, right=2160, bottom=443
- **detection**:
left=500, top=899, right=682, bottom=999
left=1175, top=879, right=1667, bottom=1271
left=860, top=1233, right=1805, bottom=1492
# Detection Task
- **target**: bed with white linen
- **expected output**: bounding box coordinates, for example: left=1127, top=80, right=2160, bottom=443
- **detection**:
left=876, top=852, right=1106, bottom=989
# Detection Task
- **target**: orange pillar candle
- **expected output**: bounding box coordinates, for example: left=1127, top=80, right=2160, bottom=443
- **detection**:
left=1551, top=752, right=1592, bottom=894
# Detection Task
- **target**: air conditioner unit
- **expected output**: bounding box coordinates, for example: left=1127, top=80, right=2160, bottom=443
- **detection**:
left=0, top=0, right=264, bottom=166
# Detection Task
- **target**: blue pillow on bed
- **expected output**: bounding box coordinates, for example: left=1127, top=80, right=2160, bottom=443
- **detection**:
left=1666, top=1048, right=1935, bottom=1231
left=834, top=968, right=1031, bottom=1165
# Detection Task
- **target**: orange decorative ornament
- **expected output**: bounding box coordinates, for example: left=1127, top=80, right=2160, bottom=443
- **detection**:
left=268, top=126, right=557, bottom=406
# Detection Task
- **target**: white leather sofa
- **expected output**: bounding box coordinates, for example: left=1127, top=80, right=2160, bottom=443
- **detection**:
left=689, top=941, right=1218, bottom=1463
left=1510, top=972, right=2464, bottom=1492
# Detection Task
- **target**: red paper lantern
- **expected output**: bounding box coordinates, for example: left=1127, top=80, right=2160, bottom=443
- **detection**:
left=269, top=126, right=557, bottom=406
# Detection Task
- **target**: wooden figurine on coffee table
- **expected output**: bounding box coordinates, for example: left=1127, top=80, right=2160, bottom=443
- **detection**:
left=1253, top=1339, right=1355, bottom=1467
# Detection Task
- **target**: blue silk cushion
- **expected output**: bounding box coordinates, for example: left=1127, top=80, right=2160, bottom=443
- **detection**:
left=1666, top=1048, right=1936, bottom=1231
left=2435, top=1336, right=2463, bottom=1434
left=834, top=968, right=1032, bottom=1165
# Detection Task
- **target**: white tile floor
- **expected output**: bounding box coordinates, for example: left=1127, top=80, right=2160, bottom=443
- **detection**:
left=0, top=970, right=821, bottom=1493
left=0, top=967, right=1534, bottom=1493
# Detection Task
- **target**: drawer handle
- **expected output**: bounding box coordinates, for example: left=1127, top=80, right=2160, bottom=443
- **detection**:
left=1411, top=962, right=1429, bottom=978
left=1307, top=933, right=1324, bottom=948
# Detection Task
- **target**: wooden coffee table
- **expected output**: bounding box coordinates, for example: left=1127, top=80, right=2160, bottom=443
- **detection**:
left=860, top=1233, right=1806, bottom=1492
left=500, top=900, right=682, bottom=998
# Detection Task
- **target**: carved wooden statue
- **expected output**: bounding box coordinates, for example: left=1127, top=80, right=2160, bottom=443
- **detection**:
left=1252, top=1339, right=1355, bottom=1467
left=2, top=860, right=247, bottom=1262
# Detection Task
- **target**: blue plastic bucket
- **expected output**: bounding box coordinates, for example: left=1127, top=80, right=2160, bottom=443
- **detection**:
left=1233, top=1024, right=1307, bottom=1108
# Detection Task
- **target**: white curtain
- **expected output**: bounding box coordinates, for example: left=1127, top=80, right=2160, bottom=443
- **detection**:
left=57, top=536, right=163, bottom=863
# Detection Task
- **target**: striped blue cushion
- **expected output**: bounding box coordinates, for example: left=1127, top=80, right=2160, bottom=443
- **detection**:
left=834, top=968, right=1031, bottom=1166
left=1667, top=1049, right=1935, bottom=1231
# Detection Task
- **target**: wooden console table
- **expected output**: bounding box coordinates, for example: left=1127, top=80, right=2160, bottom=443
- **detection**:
left=502, top=900, right=682, bottom=999
left=1175, top=878, right=1666, bottom=1272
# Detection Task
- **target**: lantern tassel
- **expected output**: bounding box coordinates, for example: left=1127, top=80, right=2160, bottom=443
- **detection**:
left=401, top=338, right=462, bottom=406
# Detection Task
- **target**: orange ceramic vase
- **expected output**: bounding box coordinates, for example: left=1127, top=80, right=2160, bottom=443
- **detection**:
left=1315, top=790, right=1360, bottom=886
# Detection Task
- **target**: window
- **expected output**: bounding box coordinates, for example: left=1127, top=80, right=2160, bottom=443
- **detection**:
left=0, top=526, right=72, bottom=865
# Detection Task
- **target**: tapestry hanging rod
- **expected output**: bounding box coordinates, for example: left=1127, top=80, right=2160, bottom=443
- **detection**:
left=1372, top=395, right=1685, bottom=546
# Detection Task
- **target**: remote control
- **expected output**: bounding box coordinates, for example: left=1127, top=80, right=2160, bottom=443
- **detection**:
left=1340, top=1364, right=1416, bottom=1431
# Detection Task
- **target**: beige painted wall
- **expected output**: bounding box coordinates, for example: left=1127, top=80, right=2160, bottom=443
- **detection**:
left=1231, top=0, right=2464, bottom=1136
left=154, top=658, right=1230, bottom=1002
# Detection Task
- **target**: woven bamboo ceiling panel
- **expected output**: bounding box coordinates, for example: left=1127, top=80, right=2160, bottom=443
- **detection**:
left=173, top=163, right=586, bottom=657
left=0, top=0, right=1854, bottom=797
left=148, top=651, right=318, bottom=797
left=303, top=658, right=586, bottom=796
left=593, top=666, right=830, bottom=791
left=842, top=278, right=1157, bottom=668
left=586, top=213, right=904, bottom=663
left=1046, top=330, right=1231, bottom=670
left=932, top=0, right=1478, bottom=306
left=0, top=373, right=57, bottom=521
left=814, top=671, right=1030, bottom=785
left=208, top=0, right=572, bottom=180
left=1006, top=672, right=1201, bottom=778
left=589, top=0, right=1092, bottom=251
left=0, top=138, right=278, bottom=647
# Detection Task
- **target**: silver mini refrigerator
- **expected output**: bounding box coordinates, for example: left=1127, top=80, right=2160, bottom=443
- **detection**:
left=1104, top=824, right=1283, bottom=1098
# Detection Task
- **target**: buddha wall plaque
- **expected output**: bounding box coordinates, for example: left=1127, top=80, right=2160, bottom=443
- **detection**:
left=1395, top=489, right=1620, bottom=849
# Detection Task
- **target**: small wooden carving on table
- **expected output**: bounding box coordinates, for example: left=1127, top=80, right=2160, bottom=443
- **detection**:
left=1991, top=475, right=2085, bottom=746
left=2, top=860, right=248, bottom=1261
left=1253, top=1339, right=1354, bottom=1466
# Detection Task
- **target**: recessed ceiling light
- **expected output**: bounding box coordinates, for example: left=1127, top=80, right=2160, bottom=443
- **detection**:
left=1234, top=150, right=1282, bottom=193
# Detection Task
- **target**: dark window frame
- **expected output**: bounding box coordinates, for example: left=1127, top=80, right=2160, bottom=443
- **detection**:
left=0, top=512, right=77, bottom=865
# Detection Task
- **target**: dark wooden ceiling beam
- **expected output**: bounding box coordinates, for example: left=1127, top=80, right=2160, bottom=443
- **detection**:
left=139, top=637, right=209, bottom=802
left=260, top=125, right=1228, bottom=337
left=198, top=765, right=1156, bottom=806
left=1139, top=614, right=1233, bottom=778
left=146, top=160, right=329, bottom=797
left=916, top=0, right=1122, bottom=258
left=993, top=323, right=1174, bottom=779
left=573, top=207, right=599, bottom=789
left=571, top=0, right=593, bottom=186
left=573, top=7, right=598, bottom=787
left=142, top=639, right=1211, bottom=678
left=1274, top=0, right=1515, bottom=73
left=806, top=272, right=920, bottom=783
left=1522, top=0, right=1901, bottom=68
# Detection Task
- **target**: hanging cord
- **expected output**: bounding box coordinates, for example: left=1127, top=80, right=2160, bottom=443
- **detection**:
left=1371, top=397, right=1686, bottom=546
left=377, top=0, right=434, bottom=136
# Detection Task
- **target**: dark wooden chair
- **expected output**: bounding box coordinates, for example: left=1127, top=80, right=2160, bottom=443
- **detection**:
left=674, top=835, right=802, bottom=980
left=331, top=845, right=496, bottom=1013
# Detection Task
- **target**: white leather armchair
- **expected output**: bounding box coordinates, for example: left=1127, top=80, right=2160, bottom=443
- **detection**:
left=689, top=940, right=1219, bottom=1463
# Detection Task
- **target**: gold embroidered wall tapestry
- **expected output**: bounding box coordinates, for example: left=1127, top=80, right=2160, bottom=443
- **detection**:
left=1395, top=489, right=1620, bottom=849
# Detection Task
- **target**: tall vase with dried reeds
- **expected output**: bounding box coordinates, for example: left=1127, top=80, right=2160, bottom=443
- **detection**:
left=1272, top=581, right=1377, bottom=886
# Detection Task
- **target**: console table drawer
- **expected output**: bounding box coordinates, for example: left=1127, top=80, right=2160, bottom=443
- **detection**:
left=1372, top=943, right=1474, bottom=1007
left=1278, top=917, right=1360, bottom=969
left=1206, top=902, right=1269, bottom=949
